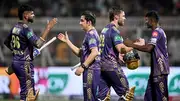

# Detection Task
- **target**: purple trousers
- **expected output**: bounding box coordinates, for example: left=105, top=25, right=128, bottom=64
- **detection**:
left=12, top=61, right=35, bottom=100
left=144, top=75, right=169, bottom=101
left=98, top=68, right=129, bottom=100
left=83, top=68, right=101, bottom=101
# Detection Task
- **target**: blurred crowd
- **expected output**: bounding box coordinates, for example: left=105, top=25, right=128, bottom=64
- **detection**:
left=0, top=0, right=180, bottom=18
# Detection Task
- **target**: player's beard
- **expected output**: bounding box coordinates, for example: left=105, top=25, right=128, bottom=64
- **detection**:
left=118, top=20, right=124, bottom=26
left=28, top=18, right=34, bottom=23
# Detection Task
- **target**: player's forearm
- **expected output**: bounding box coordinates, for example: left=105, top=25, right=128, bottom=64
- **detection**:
left=116, top=44, right=133, bottom=54
left=83, top=49, right=99, bottom=67
left=40, top=18, right=57, bottom=40
left=40, top=27, right=51, bottom=40
left=66, top=40, right=80, bottom=57
left=132, top=44, right=152, bottom=53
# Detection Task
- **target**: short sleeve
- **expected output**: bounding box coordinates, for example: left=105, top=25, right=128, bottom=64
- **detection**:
left=148, top=31, right=161, bottom=46
left=87, top=33, right=98, bottom=49
left=111, top=31, right=123, bottom=46
left=24, top=28, right=40, bottom=45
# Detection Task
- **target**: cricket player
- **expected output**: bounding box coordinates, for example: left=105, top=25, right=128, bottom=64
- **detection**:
left=58, top=11, right=100, bottom=101
left=98, top=6, right=135, bottom=101
left=124, top=11, right=169, bottom=101
left=4, top=4, right=57, bottom=101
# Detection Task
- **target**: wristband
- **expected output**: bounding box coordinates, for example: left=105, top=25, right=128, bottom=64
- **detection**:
left=81, top=63, right=87, bottom=69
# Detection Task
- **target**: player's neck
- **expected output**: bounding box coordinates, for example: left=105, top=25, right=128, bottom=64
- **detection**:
left=111, top=21, right=119, bottom=28
left=152, top=24, right=160, bottom=30
left=86, top=26, right=95, bottom=32
left=19, top=20, right=29, bottom=24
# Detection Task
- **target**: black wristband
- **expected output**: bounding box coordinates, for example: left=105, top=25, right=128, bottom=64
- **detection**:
left=81, top=63, right=87, bottom=69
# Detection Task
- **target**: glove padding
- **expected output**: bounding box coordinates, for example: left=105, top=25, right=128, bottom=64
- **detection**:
left=26, top=88, right=40, bottom=101
left=103, top=90, right=111, bottom=101
left=33, top=48, right=40, bottom=58
left=125, top=86, right=136, bottom=101
left=123, top=50, right=140, bottom=70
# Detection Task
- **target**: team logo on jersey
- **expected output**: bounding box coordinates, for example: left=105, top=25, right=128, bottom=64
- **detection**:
left=152, top=31, right=158, bottom=37
left=114, top=35, right=123, bottom=42
left=89, top=38, right=96, bottom=45
left=27, top=32, right=33, bottom=39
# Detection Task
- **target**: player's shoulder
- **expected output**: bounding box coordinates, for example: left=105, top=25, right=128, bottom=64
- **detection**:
left=24, top=24, right=33, bottom=32
left=152, top=30, right=159, bottom=37
left=22, top=24, right=29, bottom=28
left=89, top=30, right=94, bottom=35
left=152, top=27, right=164, bottom=37
left=88, top=29, right=98, bottom=35
left=112, top=26, right=120, bottom=33
left=101, top=27, right=109, bottom=34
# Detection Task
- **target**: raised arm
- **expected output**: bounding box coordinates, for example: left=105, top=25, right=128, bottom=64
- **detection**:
left=40, top=18, right=57, bottom=40
left=57, top=32, right=81, bottom=57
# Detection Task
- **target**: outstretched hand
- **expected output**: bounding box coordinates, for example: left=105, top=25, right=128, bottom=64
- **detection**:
left=57, top=31, right=69, bottom=43
left=134, top=38, right=145, bottom=46
left=124, top=39, right=133, bottom=47
left=47, top=18, right=58, bottom=30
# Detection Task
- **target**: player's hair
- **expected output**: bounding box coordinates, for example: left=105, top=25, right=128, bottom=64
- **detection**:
left=109, top=6, right=124, bottom=22
left=145, top=11, right=159, bottom=22
left=18, top=4, right=34, bottom=20
left=81, top=11, right=96, bottom=26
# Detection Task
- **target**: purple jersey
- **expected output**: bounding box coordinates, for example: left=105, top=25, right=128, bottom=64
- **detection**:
left=99, top=24, right=123, bottom=70
left=148, top=27, right=169, bottom=76
left=4, top=22, right=42, bottom=61
left=80, top=29, right=100, bottom=69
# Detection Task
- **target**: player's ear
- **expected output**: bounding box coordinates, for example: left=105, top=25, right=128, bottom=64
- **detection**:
left=87, top=21, right=91, bottom=26
left=114, top=15, right=119, bottom=20
left=23, top=12, right=28, bottom=19
left=23, top=13, right=28, bottom=20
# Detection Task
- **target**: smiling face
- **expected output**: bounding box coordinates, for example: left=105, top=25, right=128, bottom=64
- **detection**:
left=79, top=15, right=89, bottom=31
left=117, top=11, right=126, bottom=26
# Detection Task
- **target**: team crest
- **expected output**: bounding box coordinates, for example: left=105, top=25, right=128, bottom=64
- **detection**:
left=114, top=35, right=123, bottom=42
left=27, top=32, right=33, bottom=39
left=152, top=31, right=158, bottom=37
left=89, top=38, right=96, bottom=45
